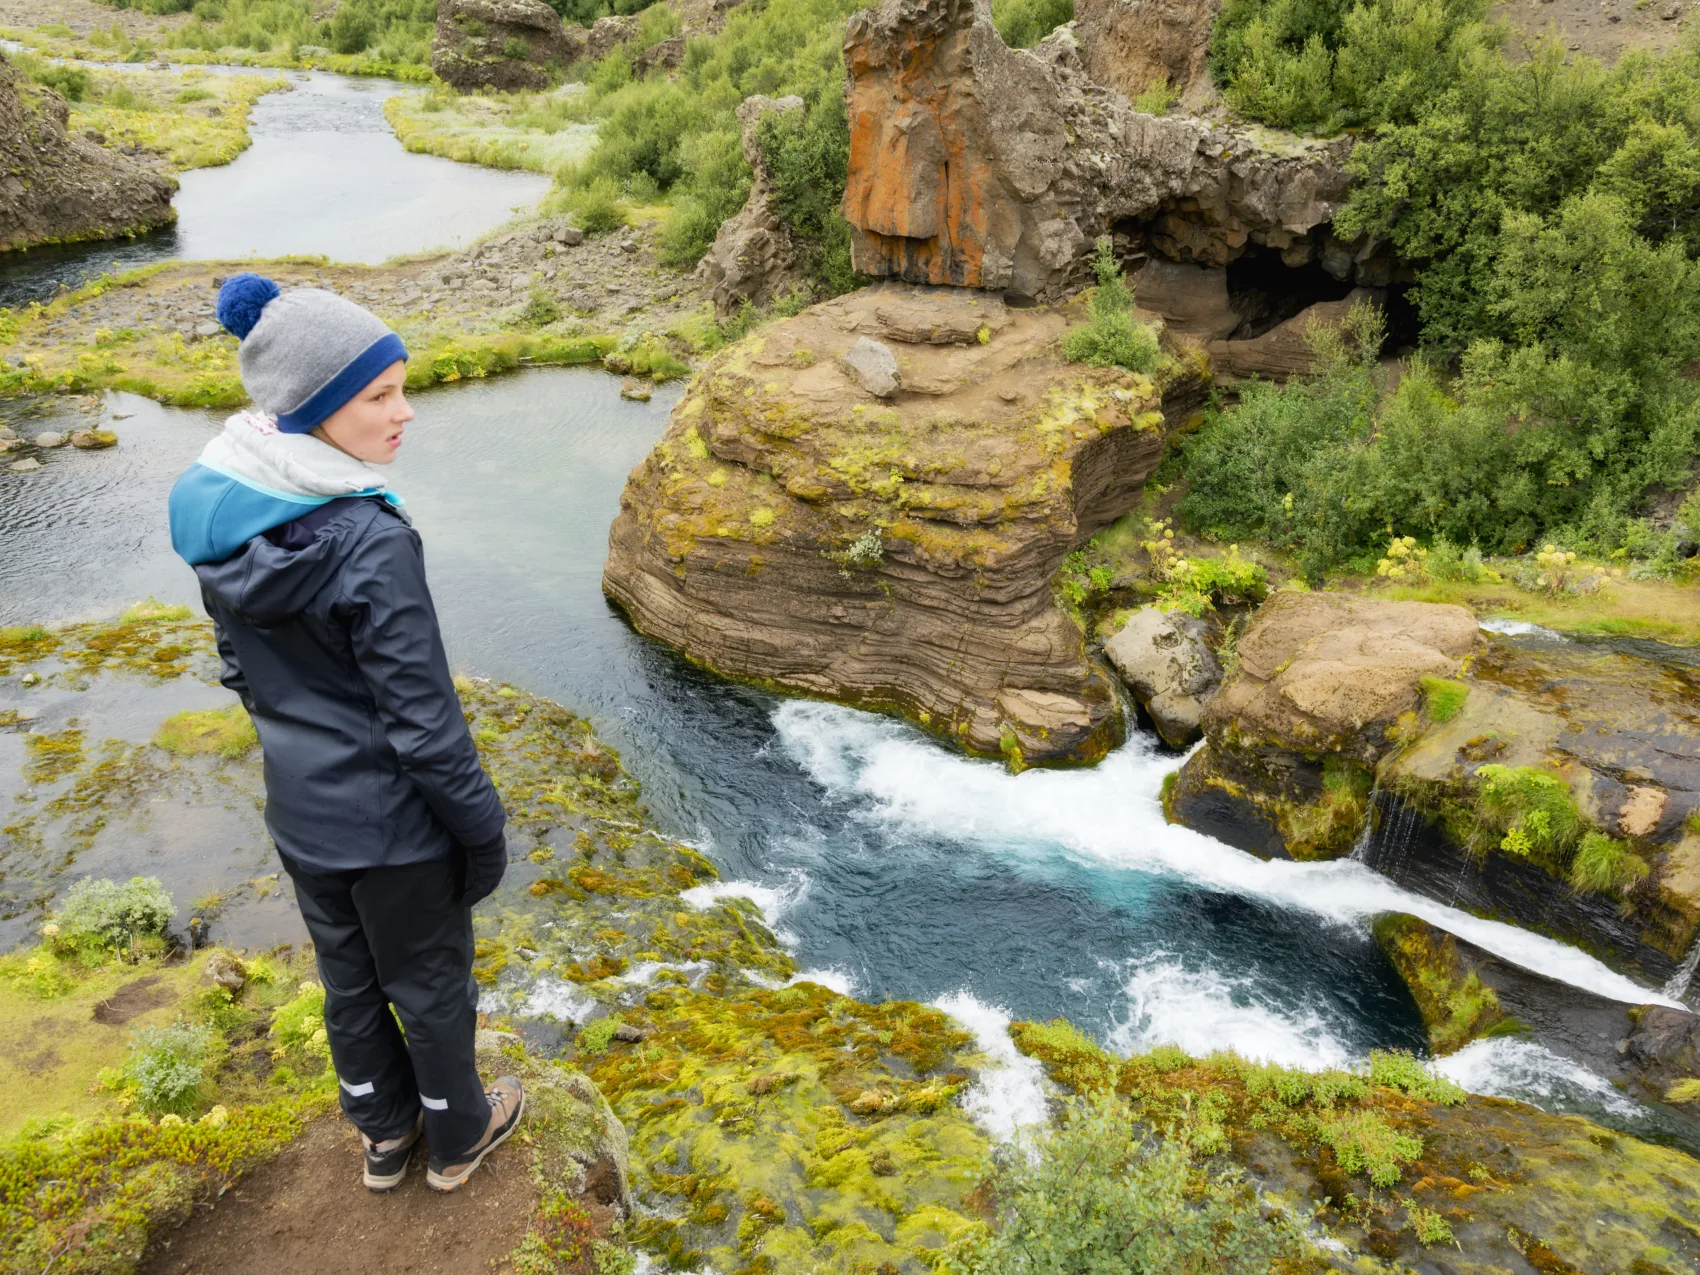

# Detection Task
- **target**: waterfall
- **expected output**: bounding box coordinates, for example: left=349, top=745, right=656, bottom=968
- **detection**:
left=1662, top=935, right=1700, bottom=1002
left=1346, top=783, right=1380, bottom=861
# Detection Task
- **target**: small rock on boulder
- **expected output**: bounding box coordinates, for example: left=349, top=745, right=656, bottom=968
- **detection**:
left=841, top=336, right=901, bottom=398
left=433, top=0, right=575, bottom=93
left=1102, top=606, right=1220, bottom=748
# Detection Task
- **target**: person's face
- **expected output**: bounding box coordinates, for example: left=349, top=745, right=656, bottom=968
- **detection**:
left=312, top=361, right=412, bottom=464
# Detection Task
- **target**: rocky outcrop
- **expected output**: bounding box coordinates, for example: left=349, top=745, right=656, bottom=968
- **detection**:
left=602, top=285, right=1206, bottom=765
left=1170, top=592, right=1700, bottom=986
left=574, top=13, right=641, bottom=62
left=1101, top=605, right=1219, bottom=747
left=1169, top=592, right=1480, bottom=859
left=1072, top=0, right=1221, bottom=109
left=1368, top=637, right=1700, bottom=987
left=839, top=0, right=1352, bottom=302
left=0, top=53, right=176, bottom=253
left=1206, top=289, right=1379, bottom=381
left=1374, top=912, right=1700, bottom=1134
left=696, top=96, right=810, bottom=320
left=432, top=0, right=575, bottom=92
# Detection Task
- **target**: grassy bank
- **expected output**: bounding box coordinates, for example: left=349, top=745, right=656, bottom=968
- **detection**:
left=0, top=258, right=695, bottom=409
left=6, top=51, right=291, bottom=171
left=383, top=87, right=599, bottom=174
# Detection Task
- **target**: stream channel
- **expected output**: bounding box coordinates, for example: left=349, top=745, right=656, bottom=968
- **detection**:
left=0, top=64, right=1686, bottom=1148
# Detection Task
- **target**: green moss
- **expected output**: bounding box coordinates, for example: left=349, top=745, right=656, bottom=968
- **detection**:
left=24, top=727, right=85, bottom=783
left=1372, top=915, right=1503, bottom=1055
left=1420, top=676, right=1469, bottom=723
left=153, top=705, right=257, bottom=759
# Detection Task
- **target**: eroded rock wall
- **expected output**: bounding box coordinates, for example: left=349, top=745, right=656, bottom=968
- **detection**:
left=0, top=53, right=176, bottom=253
left=839, top=0, right=1352, bottom=301
left=696, top=96, right=810, bottom=320
left=433, top=0, right=576, bottom=92
left=603, top=285, right=1206, bottom=765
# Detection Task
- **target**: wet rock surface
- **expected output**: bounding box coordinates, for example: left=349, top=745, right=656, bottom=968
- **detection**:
left=840, top=0, right=1352, bottom=301
left=0, top=52, right=177, bottom=253
left=602, top=283, right=1206, bottom=764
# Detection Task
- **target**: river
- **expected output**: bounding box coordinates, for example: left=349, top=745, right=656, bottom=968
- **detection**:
left=0, top=65, right=1683, bottom=1145
left=0, top=67, right=550, bottom=308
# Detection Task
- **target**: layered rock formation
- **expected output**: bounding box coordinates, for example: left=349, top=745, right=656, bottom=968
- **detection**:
left=0, top=53, right=176, bottom=253
left=696, top=96, right=810, bottom=320
left=1169, top=592, right=1700, bottom=986
left=838, top=0, right=1352, bottom=302
left=432, top=0, right=574, bottom=92
left=603, top=285, right=1205, bottom=765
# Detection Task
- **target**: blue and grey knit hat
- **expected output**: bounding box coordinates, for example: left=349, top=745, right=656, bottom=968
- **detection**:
left=216, top=273, right=408, bottom=434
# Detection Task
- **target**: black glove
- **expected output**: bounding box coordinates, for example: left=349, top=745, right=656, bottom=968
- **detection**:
left=461, top=833, right=508, bottom=907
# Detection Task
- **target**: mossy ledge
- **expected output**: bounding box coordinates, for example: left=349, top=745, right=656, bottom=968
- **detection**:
left=602, top=284, right=1208, bottom=767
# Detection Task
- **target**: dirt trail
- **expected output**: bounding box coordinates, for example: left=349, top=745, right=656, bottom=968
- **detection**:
left=140, top=1117, right=537, bottom=1275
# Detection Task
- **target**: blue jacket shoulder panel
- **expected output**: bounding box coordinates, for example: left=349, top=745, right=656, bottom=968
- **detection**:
left=169, top=462, right=331, bottom=566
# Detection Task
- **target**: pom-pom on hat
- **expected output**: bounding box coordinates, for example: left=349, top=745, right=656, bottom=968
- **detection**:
left=215, top=273, right=408, bottom=435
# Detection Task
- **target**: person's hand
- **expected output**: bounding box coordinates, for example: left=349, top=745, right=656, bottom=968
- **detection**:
left=461, top=833, right=507, bottom=906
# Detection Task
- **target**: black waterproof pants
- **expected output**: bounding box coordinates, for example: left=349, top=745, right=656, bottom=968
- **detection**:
left=280, top=852, right=488, bottom=1159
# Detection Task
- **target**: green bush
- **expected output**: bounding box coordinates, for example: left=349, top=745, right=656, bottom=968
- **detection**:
left=31, top=64, right=91, bottom=101
left=1317, top=1109, right=1423, bottom=1187
left=124, top=1021, right=215, bottom=1115
left=1366, top=1049, right=1465, bottom=1105
left=992, top=0, right=1074, bottom=48
left=1209, top=0, right=1494, bottom=133
left=1474, top=764, right=1581, bottom=862
left=1063, top=238, right=1162, bottom=374
left=112, top=0, right=437, bottom=67
left=943, top=1090, right=1307, bottom=1274
left=53, top=876, right=175, bottom=951
left=1569, top=831, right=1651, bottom=897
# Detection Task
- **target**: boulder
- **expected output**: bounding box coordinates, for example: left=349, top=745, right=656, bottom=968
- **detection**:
left=1101, top=605, right=1219, bottom=747
left=1072, top=0, right=1221, bottom=110
left=636, top=34, right=686, bottom=73
left=1129, top=259, right=1238, bottom=342
left=1207, top=289, right=1380, bottom=382
left=432, top=0, right=575, bottom=93
left=0, top=52, right=176, bottom=253
left=32, top=431, right=67, bottom=449
left=602, top=284, right=1207, bottom=765
left=840, top=336, right=900, bottom=397
left=576, top=13, right=640, bottom=61
left=1168, top=593, right=1478, bottom=860
left=840, top=0, right=1352, bottom=302
left=696, top=95, right=811, bottom=320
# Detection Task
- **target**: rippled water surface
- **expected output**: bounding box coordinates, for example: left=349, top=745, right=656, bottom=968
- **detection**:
left=0, top=70, right=550, bottom=307
left=3, top=372, right=1680, bottom=1148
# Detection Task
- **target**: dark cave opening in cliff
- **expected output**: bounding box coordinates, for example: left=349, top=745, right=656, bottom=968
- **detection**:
left=1221, top=245, right=1355, bottom=340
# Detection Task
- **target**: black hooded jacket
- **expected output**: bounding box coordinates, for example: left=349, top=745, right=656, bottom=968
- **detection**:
left=192, top=497, right=506, bottom=872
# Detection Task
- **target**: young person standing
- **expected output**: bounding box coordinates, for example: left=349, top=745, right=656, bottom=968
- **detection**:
left=169, top=273, right=523, bottom=1193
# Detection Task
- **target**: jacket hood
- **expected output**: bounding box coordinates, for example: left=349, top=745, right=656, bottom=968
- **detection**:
left=169, top=410, right=402, bottom=566
left=169, top=410, right=405, bottom=623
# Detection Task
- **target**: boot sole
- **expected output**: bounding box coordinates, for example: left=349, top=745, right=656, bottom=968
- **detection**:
left=426, top=1092, right=526, bottom=1193
left=363, top=1162, right=410, bottom=1192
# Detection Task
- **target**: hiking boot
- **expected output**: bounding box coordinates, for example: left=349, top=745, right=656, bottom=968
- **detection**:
left=362, top=1113, right=422, bottom=1191
left=426, top=1076, right=525, bottom=1192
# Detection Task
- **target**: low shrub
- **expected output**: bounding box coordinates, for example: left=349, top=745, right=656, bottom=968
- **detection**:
left=1062, top=238, right=1162, bottom=374
left=943, top=1090, right=1307, bottom=1274
left=1420, top=676, right=1468, bottom=723
left=52, top=876, right=175, bottom=952
left=120, top=1021, right=217, bottom=1115
left=1474, top=764, right=1581, bottom=863
left=991, top=0, right=1074, bottom=48
left=1318, top=1109, right=1423, bottom=1187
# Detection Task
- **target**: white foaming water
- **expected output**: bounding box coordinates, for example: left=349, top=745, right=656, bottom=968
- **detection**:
left=1478, top=618, right=1564, bottom=639
left=1436, top=1038, right=1645, bottom=1117
left=791, top=967, right=858, bottom=996
left=480, top=973, right=597, bottom=1023
left=1108, top=957, right=1355, bottom=1070
left=934, top=991, right=1051, bottom=1140
left=680, top=879, right=791, bottom=929
left=772, top=701, right=1681, bottom=1010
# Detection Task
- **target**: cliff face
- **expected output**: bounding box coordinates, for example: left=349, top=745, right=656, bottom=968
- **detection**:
left=839, top=0, right=1352, bottom=301
left=0, top=53, right=176, bottom=253
left=602, top=285, right=1205, bottom=765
